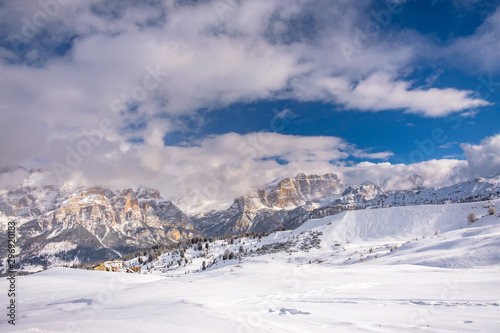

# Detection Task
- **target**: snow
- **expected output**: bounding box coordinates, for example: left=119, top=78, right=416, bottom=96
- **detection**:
left=172, top=194, right=233, bottom=216
left=39, top=242, right=78, bottom=256
left=1, top=263, right=499, bottom=332
left=1, top=200, right=500, bottom=332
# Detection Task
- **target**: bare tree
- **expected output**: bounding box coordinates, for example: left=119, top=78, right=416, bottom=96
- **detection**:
left=468, top=212, right=479, bottom=223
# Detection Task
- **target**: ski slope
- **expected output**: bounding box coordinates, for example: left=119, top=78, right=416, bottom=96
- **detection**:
left=1, top=200, right=499, bottom=332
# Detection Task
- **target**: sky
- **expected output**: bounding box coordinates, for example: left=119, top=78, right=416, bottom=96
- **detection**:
left=0, top=0, right=500, bottom=205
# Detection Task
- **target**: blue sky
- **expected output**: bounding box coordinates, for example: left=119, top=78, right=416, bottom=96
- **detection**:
left=0, top=0, right=499, bottom=202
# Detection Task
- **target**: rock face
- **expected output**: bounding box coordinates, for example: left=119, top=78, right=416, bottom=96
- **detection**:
left=192, top=173, right=343, bottom=236
left=228, top=173, right=342, bottom=211
left=255, top=173, right=342, bottom=209
left=0, top=176, right=195, bottom=268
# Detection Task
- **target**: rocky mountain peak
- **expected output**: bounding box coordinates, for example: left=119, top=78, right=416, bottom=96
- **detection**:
left=294, top=172, right=308, bottom=180
left=0, top=165, right=28, bottom=174
left=117, top=187, right=162, bottom=200
left=340, top=184, right=383, bottom=204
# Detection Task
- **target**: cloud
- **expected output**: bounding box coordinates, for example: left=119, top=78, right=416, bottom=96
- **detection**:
left=301, top=72, right=488, bottom=117
left=438, top=142, right=458, bottom=149
left=10, top=131, right=392, bottom=200
left=0, top=0, right=489, bottom=142
left=274, top=108, right=297, bottom=120
left=339, top=159, right=469, bottom=191
left=0, top=131, right=473, bottom=207
left=0, top=114, right=49, bottom=166
left=0, top=0, right=495, bottom=203
left=0, top=167, right=30, bottom=190
left=127, top=132, right=392, bottom=198
left=462, top=133, right=500, bottom=177
left=448, top=7, right=500, bottom=72
left=1, top=128, right=497, bottom=207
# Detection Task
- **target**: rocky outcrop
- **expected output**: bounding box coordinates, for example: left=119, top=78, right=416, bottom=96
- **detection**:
left=255, top=173, right=342, bottom=208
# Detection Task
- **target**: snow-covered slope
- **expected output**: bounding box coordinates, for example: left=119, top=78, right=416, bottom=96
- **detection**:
left=143, top=199, right=500, bottom=275
left=286, top=200, right=500, bottom=268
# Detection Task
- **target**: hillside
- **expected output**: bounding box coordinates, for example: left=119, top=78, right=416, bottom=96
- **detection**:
left=130, top=199, right=500, bottom=276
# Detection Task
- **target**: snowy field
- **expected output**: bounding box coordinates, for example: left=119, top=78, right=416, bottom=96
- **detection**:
left=2, top=200, right=500, bottom=332
left=1, top=263, right=499, bottom=332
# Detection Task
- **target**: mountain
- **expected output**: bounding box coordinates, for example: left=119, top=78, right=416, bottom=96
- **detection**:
left=0, top=171, right=196, bottom=270
left=341, top=175, right=500, bottom=208
left=190, top=173, right=500, bottom=236
left=280, top=174, right=500, bottom=228
left=2, top=167, right=500, bottom=273
left=189, top=173, right=343, bottom=236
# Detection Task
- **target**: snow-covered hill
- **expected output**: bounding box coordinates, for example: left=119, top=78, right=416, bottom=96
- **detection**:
left=133, top=199, right=500, bottom=276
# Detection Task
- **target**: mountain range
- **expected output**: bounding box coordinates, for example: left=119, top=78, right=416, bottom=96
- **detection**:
left=0, top=167, right=194, bottom=269
left=1, top=165, right=499, bottom=272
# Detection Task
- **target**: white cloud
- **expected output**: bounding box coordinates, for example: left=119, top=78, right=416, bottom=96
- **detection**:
left=0, top=0, right=495, bottom=202
left=449, top=7, right=500, bottom=72
left=29, top=132, right=392, bottom=202
left=339, top=159, right=469, bottom=191
left=298, top=72, right=489, bottom=117
left=2, top=129, right=497, bottom=206
left=462, top=133, right=500, bottom=177
left=0, top=0, right=489, bottom=145
left=438, top=142, right=458, bottom=149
